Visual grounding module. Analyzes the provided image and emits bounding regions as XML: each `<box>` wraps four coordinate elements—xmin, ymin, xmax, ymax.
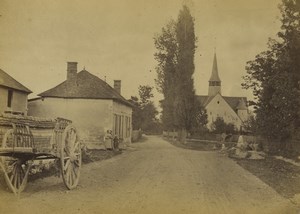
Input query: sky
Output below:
<box><xmin>0</xmin><ymin>0</ymin><xmax>282</xmax><ymax>107</ymax></box>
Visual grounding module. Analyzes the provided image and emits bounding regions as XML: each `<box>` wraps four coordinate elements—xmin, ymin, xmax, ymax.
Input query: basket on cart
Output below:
<box><xmin>0</xmin><ymin>114</ymin><xmax>82</xmax><ymax>194</ymax></box>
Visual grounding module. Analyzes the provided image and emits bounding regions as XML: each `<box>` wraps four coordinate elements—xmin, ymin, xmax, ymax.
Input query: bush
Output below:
<box><xmin>211</xmin><ymin>117</ymin><xmax>237</xmax><ymax>134</ymax></box>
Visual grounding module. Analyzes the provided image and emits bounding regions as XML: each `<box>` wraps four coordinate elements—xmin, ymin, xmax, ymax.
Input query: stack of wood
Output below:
<box><xmin>0</xmin><ymin>114</ymin><xmax>57</xmax><ymax>129</ymax></box>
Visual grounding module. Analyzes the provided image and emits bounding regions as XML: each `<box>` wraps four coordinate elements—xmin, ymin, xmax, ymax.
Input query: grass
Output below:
<box><xmin>235</xmin><ymin>156</ymin><xmax>300</xmax><ymax>198</ymax></box>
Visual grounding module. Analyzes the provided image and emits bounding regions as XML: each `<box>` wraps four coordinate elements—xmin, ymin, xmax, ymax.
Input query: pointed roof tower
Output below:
<box><xmin>208</xmin><ymin>52</ymin><xmax>222</xmax><ymax>96</ymax></box>
<box><xmin>209</xmin><ymin>52</ymin><xmax>221</xmax><ymax>82</ymax></box>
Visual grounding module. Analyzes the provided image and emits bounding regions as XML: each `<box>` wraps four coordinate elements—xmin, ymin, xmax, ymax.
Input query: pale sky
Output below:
<box><xmin>0</xmin><ymin>0</ymin><xmax>281</xmax><ymax>106</ymax></box>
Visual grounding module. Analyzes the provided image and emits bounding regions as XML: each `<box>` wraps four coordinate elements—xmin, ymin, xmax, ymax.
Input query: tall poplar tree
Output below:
<box><xmin>154</xmin><ymin>5</ymin><xmax>206</xmax><ymax>142</ymax></box>
<box><xmin>174</xmin><ymin>5</ymin><xmax>197</xmax><ymax>142</ymax></box>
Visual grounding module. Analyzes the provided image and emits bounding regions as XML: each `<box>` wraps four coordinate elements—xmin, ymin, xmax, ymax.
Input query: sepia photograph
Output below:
<box><xmin>0</xmin><ymin>0</ymin><xmax>300</xmax><ymax>213</ymax></box>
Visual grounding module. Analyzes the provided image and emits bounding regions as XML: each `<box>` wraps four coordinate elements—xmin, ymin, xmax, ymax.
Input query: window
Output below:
<box><xmin>7</xmin><ymin>90</ymin><xmax>13</xmax><ymax>108</ymax></box>
<box><xmin>113</xmin><ymin>114</ymin><xmax>131</xmax><ymax>139</ymax></box>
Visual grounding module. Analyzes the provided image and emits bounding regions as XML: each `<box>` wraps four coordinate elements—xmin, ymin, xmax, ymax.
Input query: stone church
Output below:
<box><xmin>197</xmin><ymin>53</ymin><xmax>249</xmax><ymax>131</ymax></box>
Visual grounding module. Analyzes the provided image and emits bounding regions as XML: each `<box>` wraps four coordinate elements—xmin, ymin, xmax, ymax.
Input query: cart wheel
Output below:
<box><xmin>0</xmin><ymin>129</ymin><xmax>31</xmax><ymax>194</ymax></box>
<box><xmin>61</xmin><ymin>125</ymin><xmax>81</xmax><ymax>190</ymax></box>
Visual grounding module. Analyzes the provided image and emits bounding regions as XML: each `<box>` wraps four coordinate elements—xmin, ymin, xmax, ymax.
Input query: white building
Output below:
<box><xmin>0</xmin><ymin>69</ymin><xmax>32</xmax><ymax>115</ymax></box>
<box><xmin>197</xmin><ymin>53</ymin><xmax>249</xmax><ymax>131</ymax></box>
<box><xmin>28</xmin><ymin>62</ymin><xmax>132</xmax><ymax>149</ymax></box>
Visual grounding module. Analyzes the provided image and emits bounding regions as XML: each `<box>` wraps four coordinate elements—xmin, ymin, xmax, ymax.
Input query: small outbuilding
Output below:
<box><xmin>28</xmin><ymin>62</ymin><xmax>132</xmax><ymax>149</ymax></box>
<box><xmin>0</xmin><ymin>69</ymin><xmax>32</xmax><ymax>115</ymax></box>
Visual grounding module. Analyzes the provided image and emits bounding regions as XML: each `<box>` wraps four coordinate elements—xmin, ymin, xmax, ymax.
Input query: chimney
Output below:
<box><xmin>114</xmin><ymin>80</ymin><xmax>121</xmax><ymax>94</ymax></box>
<box><xmin>67</xmin><ymin>62</ymin><xmax>78</xmax><ymax>81</ymax></box>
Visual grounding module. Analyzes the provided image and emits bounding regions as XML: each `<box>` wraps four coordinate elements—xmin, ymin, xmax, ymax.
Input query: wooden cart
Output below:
<box><xmin>0</xmin><ymin>115</ymin><xmax>82</xmax><ymax>194</ymax></box>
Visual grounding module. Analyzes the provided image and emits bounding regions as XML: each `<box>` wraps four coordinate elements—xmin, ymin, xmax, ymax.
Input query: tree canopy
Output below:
<box><xmin>154</xmin><ymin>5</ymin><xmax>207</xmax><ymax>141</ymax></box>
<box><xmin>128</xmin><ymin>85</ymin><xmax>160</xmax><ymax>134</ymax></box>
<box><xmin>242</xmin><ymin>0</ymin><xmax>300</xmax><ymax>141</ymax></box>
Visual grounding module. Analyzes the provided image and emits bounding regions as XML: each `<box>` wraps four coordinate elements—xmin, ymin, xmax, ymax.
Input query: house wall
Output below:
<box><xmin>0</xmin><ymin>87</ymin><xmax>28</xmax><ymax>115</ymax></box>
<box><xmin>28</xmin><ymin>98</ymin><xmax>114</xmax><ymax>149</ymax></box>
<box><xmin>206</xmin><ymin>94</ymin><xmax>242</xmax><ymax>130</ymax></box>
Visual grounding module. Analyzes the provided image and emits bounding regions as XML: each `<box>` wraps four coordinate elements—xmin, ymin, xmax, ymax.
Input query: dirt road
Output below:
<box><xmin>0</xmin><ymin>136</ymin><xmax>298</xmax><ymax>214</ymax></box>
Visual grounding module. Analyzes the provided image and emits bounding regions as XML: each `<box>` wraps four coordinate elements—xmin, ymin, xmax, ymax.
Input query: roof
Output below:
<box><xmin>209</xmin><ymin>53</ymin><xmax>221</xmax><ymax>82</ymax></box>
<box><xmin>196</xmin><ymin>95</ymin><xmax>248</xmax><ymax>112</ymax></box>
<box><xmin>236</xmin><ymin>98</ymin><xmax>248</xmax><ymax>110</ymax></box>
<box><xmin>38</xmin><ymin>70</ymin><xmax>132</xmax><ymax>107</ymax></box>
<box><xmin>0</xmin><ymin>69</ymin><xmax>32</xmax><ymax>93</ymax></box>
<box><xmin>197</xmin><ymin>95</ymin><xmax>213</xmax><ymax>107</ymax></box>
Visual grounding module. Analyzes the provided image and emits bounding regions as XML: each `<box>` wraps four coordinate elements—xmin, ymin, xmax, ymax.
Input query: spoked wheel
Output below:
<box><xmin>0</xmin><ymin>129</ymin><xmax>31</xmax><ymax>194</ymax></box>
<box><xmin>61</xmin><ymin>125</ymin><xmax>81</xmax><ymax>190</ymax></box>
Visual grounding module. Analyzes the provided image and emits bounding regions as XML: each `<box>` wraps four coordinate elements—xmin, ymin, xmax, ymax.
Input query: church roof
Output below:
<box><xmin>196</xmin><ymin>95</ymin><xmax>248</xmax><ymax>112</ymax></box>
<box><xmin>236</xmin><ymin>98</ymin><xmax>248</xmax><ymax>110</ymax></box>
<box><xmin>38</xmin><ymin>69</ymin><xmax>132</xmax><ymax>107</ymax></box>
<box><xmin>0</xmin><ymin>69</ymin><xmax>32</xmax><ymax>93</ymax></box>
<box><xmin>209</xmin><ymin>53</ymin><xmax>221</xmax><ymax>82</ymax></box>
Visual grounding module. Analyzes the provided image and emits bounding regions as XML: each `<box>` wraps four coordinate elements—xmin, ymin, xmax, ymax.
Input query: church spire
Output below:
<box><xmin>209</xmin><ymin>52</ymin><xmax>221</xmax><ymax>82</ymax></box>
<box><xmin>208</xmin><ymin>52</ymin><xmax>222</xmax><ymax>96</ymax></box>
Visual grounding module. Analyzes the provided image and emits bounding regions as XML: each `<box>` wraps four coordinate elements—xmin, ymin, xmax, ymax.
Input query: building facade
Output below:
<box><xmin>28</xmin><ymin>62</ymin><xmax>132</xmax><ymax>149</ymax></box>
<box><xmin>197</xmin><ymin>53</ymin><xmax>249</xmax><ymax>131</ymax></box>
<box><xmin>0</xmin><ymin>69</ymin><xmax>32</xmax><ymax>115</ymax></box>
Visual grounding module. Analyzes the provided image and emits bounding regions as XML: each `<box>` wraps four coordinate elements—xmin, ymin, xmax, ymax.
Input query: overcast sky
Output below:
<box><xmin>0</xmin><ymin>0</ymin><xmax>281</xmax><ymax>106</ymax></box>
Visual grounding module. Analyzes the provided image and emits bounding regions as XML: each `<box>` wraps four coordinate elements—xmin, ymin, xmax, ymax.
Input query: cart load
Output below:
<box><xmin>0</xmin><ymin>114</ymin><xmax>82</xmax><ymax>194</ymax></box>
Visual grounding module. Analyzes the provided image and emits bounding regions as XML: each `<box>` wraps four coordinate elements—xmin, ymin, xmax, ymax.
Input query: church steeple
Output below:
<box><xmin>208</xmin><ymin>52</ymin><xmax>221</xmax><ymax>96</ymax></box>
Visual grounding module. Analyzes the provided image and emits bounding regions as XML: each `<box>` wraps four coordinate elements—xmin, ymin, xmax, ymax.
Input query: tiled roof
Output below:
<box><xmin>196</xmin><ymin>95</ymin><xmax>247</xmax><ymax>112</ymax></box>
<box><xmin>38</xmin><ymin>70</ymin><xmax>132</xmax><ymax>107</ymax></box>
<box><xmin>0</xmin><ymin>69</ymin><xmax>32</xmax><ymax>93</ymax></box>
<box><xmin>196</xmin><ymin>95</ymin><xmax>212</xmax><ymax>107</ymax></box>
<box><xmin>223</xmin><ymin>96</ymin><xmax>248</xmax><ymax>111</ymax></box>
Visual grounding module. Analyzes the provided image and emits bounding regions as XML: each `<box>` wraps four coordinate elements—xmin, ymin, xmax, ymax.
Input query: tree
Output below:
<box><xmin>154</xmin><ymin>20</ymin><xmax>177</xmax><ymax>131</ymax></box>
<box><xmin>173</xmin><ymin>5</ymin><xmax>197</xmax><ymax>142</ymax></box>
<box><xmin>128</xmin><ymin>85</ymin><xmax>160</xmax><ymax>134</ymax></box>
<box><xmin>154</xmin><ymin>5</ymin><xmax>207</xmax><ymax>143</ymax></box>
<box><xmin>242</xmin><ymin>0</ymin><xmax>300</xmax><ymax>143</ymax></box>
<box><xmin>211</xmin><ymin>117</ymin><xmax>236</xmax><ymax>134</ymax></box>
<box><xmin>190</xmin><ymin>98</ymin><xmax>208</xmax><ymax>135</ymax></box>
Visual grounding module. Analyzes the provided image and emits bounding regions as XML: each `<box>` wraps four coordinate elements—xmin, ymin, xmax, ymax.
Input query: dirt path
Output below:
<box><xmin>0</xmin><ymin>136</ymin><xmax>298</xmax><ymax>214</ymax></box>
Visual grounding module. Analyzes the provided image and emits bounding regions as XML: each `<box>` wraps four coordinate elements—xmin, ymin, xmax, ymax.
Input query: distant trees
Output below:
<box><xmin>129</xmin><ymin>85</ymin><xmax>161</xmax><ymax>134</ymax></box>
<box><xmin>242</xmin><ymin>0</ymin><xmax>300</xmax><ymax>142</ymax></box>
<box><xmin>154</xmin><ymin>5</ymin><xmax>207</xmax><ymax>142</ymax></box>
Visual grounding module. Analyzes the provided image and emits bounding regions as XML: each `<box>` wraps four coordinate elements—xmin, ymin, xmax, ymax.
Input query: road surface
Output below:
<box><xmin>0</xmin><ymin>135</ymin><xmax>298</xmax><ymax>214</ymax></box>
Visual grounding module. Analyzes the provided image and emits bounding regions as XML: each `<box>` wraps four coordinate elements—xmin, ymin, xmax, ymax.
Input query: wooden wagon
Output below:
<box><xmin>0</xmin><ymin>114</ymin><xmax>82</xmax><ymax>194</ymax></box>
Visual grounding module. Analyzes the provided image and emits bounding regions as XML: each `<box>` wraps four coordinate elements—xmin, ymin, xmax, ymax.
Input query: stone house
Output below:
<box><xmin>0</xmin><ymin>69</ymin><xmax>32</xmax><ymax>115</ymax></box>
<box><xmin>28</xmin><ymin>62</ymin><xmax>132</xmax><ymax>149</ymax></box>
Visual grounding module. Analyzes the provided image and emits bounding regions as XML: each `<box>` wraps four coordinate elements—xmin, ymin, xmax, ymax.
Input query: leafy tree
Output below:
<box><xmin>242</xmin><ymin>0</ymin><xmax>300</xmax><ymax>142</ymax></box>
<box><xmin>154</xmin><ymin>5</ymin><xmax>207</xmax><ymax>142</ymax></box>
<box><xmin>154</xmin><ymin>20</ymin><xmax>177</xmax><ymax>131</ymax></box>
<box><xmin>242</xmin><ymin>114</ymin><xmax>258</xmax><ymax>134</ymax></box>
<box><xmin>138</xmin><ymin>85</ymin><xmax>154</xmax><ymax>105</ymax></box>
<box><xmin>128</xmin><ymin>96</ymin><xmax>143</xmax><ymax>130</ymax></box>
<box><xmin>128</xmin><ymin>85</ymin><xmax>160</xmax><ymax>133</ymax></box>
<box><xmin>190</xmin><ymin>98</ymin><xmax>208</xmax><ymax>135</ymax></box>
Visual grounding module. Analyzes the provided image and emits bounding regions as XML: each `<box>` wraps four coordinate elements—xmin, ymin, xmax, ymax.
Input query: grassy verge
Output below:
<box><xmin>235</xmin><ymin>156</ymin><xmax>300</xmax><ymax>198</ymax></box>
